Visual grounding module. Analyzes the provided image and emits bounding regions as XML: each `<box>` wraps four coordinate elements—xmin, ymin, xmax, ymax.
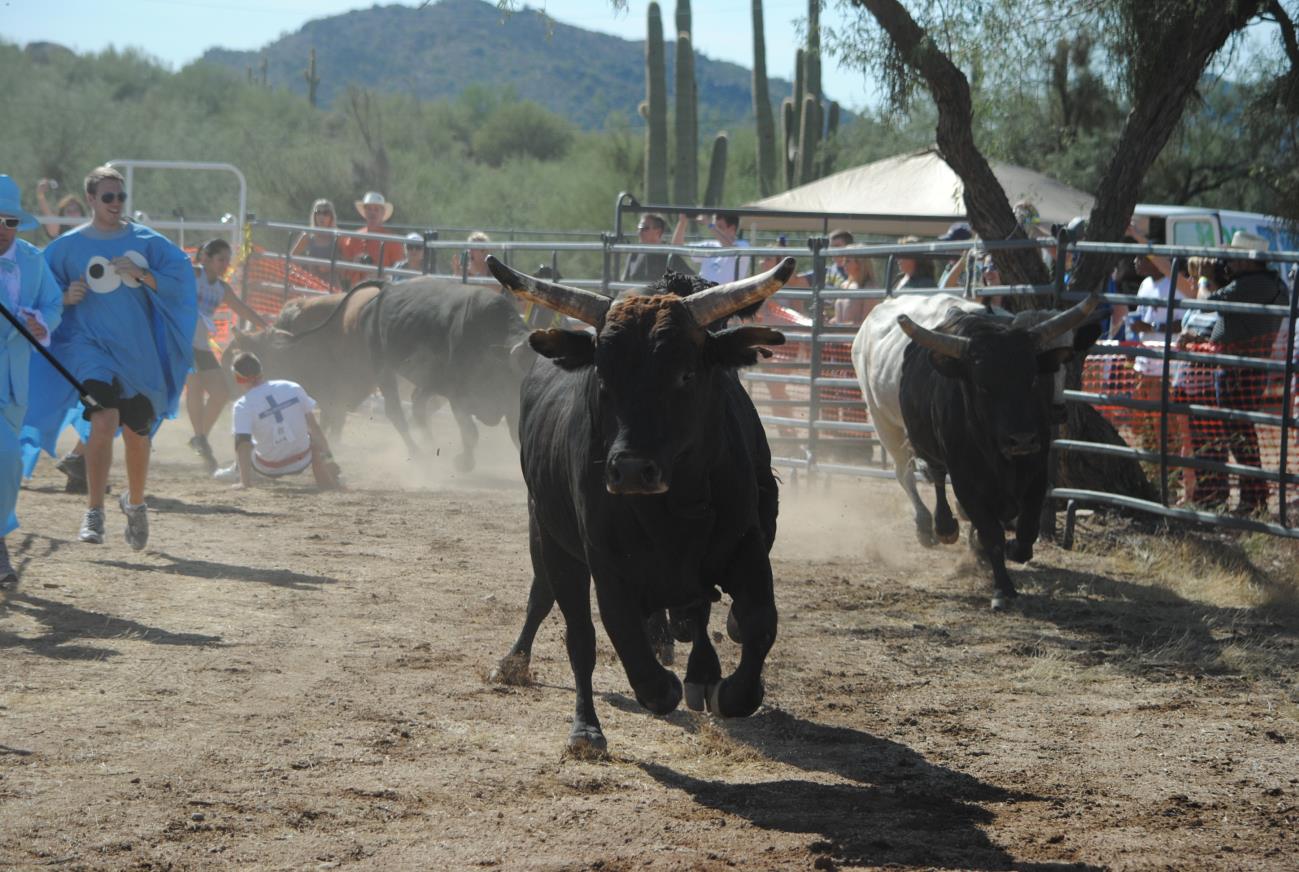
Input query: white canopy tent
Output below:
<box><xmin>741</xmin><ymin>148</ymin><xmax>1096</xmax><ymax>238</ymax></box>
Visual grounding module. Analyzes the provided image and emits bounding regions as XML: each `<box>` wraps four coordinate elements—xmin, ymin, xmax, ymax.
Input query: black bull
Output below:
<box><xmin>487</xmin><ymin>256</ymin><xmax>796</xmax><ymax>753</ymax></box>
<box><xmin>227</xmin><ymin>278</ymin><xmax>533</xmax><ymax>470</ymax></box>
<box><xmin>897</xmin><ymin>296</ymin><xmax>1101</xmax><ymax>610</ymax></box>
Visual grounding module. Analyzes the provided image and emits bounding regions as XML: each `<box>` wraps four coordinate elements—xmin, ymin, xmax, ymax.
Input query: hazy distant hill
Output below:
<box><xmin>201</xmin><ymin>0</ymin><xmax>800</xmax><ymax>130</ymax></box>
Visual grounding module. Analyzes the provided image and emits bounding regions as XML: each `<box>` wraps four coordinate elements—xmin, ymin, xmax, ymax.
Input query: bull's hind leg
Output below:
<box><xmin>490</xmin><ymin>514</ymin><xmax>556</xmax><ymax>686</ymax></box>
<box><xmin>450</xmin><ymin>401</ymin><xmax>479</xmax><ymax>472</ymax></box>
<box><xmin>645</xmin><ymin>609</ymin><xmax>675</xmax><ymax>666</ymax></box>
<box><xmin>711</xmin><ymin>528</ymin><xmax>777</xmax><ymax>718</ymax></box>
<box><xmin>591</xmin><ymin>574</ymin><xmax>683</xmax><ymax>718</ymax></box>
<box><xmin>377</xmin><ymin>370</ymin><xmax>420</xmax><ymax>455</ymax></box>
<box><xmin>1007</xmin><ymin>467</ymin><xmax>1047</xmax><ymax>565</ymax></box>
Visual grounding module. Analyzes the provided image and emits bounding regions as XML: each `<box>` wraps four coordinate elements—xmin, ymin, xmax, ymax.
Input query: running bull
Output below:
<box><xmin>227</xmin><ymin>278</ymin><xmax>533</xmax><ymax>470</ymax></box>
<box><xmin>853</xmin><ymin>293</ymin><xmax>1100</xmax><ymax>609</ymax></box>
<box><xmin>487</xmin><ymin>256</ymin><xmax>793</xmax><ymax>753</ymax></box>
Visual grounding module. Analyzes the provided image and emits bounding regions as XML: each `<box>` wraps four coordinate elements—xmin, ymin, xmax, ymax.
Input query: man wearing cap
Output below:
<box><xmin>394</xmin><ymin>232</ymin><xmax>427</xmax><ymax>274</ymax></box>
<box><xmin>1206</xmin><ymin>231</ymin><xmax>1287</xmax><ymax>514</ymax></box>
<box><xmin>23</xmin><ymin>165</ymin><xmax>196</xmax><ymax>549</ymax></box>
<box><xmin>0</xmin><ymin>176</ymin><xmax>63</xmax><ymax>586</ymax></box>
<box><xmin>339</xmin><ymin>191</ymin><xmax>403</xmax><ymax>284</ymax></box>
<box><xmin>622</xmin><ymin>213</ymin><xmax>693</xmax><ymax>283</ymax></box>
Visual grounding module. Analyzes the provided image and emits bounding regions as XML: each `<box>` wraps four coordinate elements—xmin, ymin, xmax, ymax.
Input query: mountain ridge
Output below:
<box><xmin>200</xmin><ymin>0</ymin><xmax>802</xmax><ymax>130</ymax></box>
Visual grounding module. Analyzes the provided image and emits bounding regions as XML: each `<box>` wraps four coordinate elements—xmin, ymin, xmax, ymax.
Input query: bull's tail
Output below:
<box><xmin>279</xmin><ymin>280</ymin><xmax>386</xmax><ymax>344</ymax></box>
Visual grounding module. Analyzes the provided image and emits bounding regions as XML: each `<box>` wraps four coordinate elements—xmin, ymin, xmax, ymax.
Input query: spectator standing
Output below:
<box><xmin>290</xmin><ymin>198</ymin><xmax>340</xmax><ymax>279</ymax></box>
<box><xmin>0</xmin><ymin>176</ymin><xmax>63</xmax><ymax>585</ymax></box>
<box><xmin>891</xmin><ymin>235</ymin><xmax>935</xmax><ymax>292</ymax></box>
<box><xmin>34</xmin><ymin>179</ymin><xmax>87</xmax><ymax>241</ymax></box>
<box><xmin>1171</xmin><ymin>256</ymin><xmax>1225</xmax><ymax>506</ymax></box>
<box><xmin>339</xmin><ymin>191</ymin><xmax>403</xmax><ymax>282</ymax></box>
<box><xmin>671</xmin><ymin>211</ymin><xmax>752</xmax><ymax>284</ymax></box>
<box><xmin>185</xmin><ymin>238</ymin><xmax>269</xmax><ymax>473</ymax></box>
<box><xmin>452</xmin><ymin>230</ymin><xmax>493</xmax><ymax>279</ymax></box>
<box><xmin>1206</xmin><ymin>231</ymin><xmax>1286</xmax><ymax>515</ymax></box>
<box><xmin>24</xmin><ymin>165</ymin><xmax>197</xmax><ymax>549</ymax></box>
<box><xmin>622</xmin><ymin>213</ymin><xmax>693</xmax><ymax>283</ymax></box>
<box><xmin>394</xmin><ymin>232</ymin><xmax>427</xmax><ymax>274</ymax></box>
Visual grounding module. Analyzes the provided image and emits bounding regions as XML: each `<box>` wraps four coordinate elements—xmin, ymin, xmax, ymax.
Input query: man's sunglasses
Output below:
<box><xmin>0</xmin><ymin>217</ymin><xmax>21</xmax><ymax>229</ymax></box>
<box><xmin>97</xmin><ymin>192</ymin><xmax>128</xmax><ymax>204</ymax></box>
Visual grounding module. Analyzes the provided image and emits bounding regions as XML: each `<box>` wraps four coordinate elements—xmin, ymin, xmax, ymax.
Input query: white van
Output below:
<box><xmin>1132</xmin><ymin>204</ymin><xmax>1298</xmax><ymax>252</ymax></box>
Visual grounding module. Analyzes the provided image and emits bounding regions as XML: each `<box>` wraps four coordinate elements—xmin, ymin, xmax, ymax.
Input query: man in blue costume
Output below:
<box><xmin>0</xmin><ymin>176</ymin><xmax>63</xmax><ymax>586</ymax></box>
<box><xmin>29</xmin><ymin>166</ymin><xmax>196</xmax><ymax>549</ymax></box>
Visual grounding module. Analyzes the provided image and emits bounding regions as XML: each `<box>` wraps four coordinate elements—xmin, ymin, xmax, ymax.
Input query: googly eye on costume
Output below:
<box><xmin>85</xmin><ymin>256</ymin><xmax>120</xmax><ymax>294</ymax></box>
<box><xmin>118</xmin><ymin>251</ymin><xmax>149</xmax><ymax>288</ymax></box>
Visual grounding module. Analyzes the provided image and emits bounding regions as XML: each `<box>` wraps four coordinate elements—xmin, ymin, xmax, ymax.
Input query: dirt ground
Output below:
<box><xmin>2</xmin><ymin>406</ymin><xmax>1298</xmax><ymax>872</ymax></box>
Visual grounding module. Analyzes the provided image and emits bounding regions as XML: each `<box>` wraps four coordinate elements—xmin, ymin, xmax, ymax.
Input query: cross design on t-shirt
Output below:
<box><xmin>258</xmin><ymin>393</ymin><xmax>300</xmax><ymax>423</ymax></box>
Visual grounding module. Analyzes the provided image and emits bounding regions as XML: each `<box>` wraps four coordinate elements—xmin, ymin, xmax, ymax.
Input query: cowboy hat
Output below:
<box><xmin>1228</xmin><ymin>230</ymin><xmax>1270</xmax><ymax>252</ymax></box>
<box><xmin>0</xmin><ymin>175</ymin><xmax>40</xmax><ymax>231</ymax></box>
<box><xmin>354</xmin><ymin>191</ymin><xmax>394</xmax><ymax>222</ymax></box>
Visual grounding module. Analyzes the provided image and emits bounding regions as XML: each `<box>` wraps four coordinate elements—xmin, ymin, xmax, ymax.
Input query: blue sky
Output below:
<box><xmin>1</xmin><ymin>0</ymin><xmax>879</xmax><ymax>110</ymax></box>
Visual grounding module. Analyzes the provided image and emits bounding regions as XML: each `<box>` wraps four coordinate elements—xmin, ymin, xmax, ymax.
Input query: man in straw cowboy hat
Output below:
<box><xmin>1200</xmin><ymin>230</ymin><xmax>1288</xmax><ymax>515</ymax></box>
<box><xmin>0</xmin><ymin>175</ymin><xmax>63</xmax><ymax>587</ymax></box>
<box><xmin>338</xmin><ymin>190</ymin><xmax>403</xmax><ymax>283</ymax></box>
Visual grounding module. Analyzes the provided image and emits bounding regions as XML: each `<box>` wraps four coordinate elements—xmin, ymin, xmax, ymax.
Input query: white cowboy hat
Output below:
<box><xmin>354</xmin><ymin>191</ymin><xmax>394</xmax><ymax>222</ymax></box>
<box><xmin>1228</xmin><ymin>230</ymin><xmax>1270</xmax><ymax>252</ymax></box>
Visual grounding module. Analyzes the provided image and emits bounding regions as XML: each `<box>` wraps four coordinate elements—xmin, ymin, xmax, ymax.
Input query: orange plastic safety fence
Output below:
<box><xmin>210</xmin><ymin>248</ymin><xmax>341</xmax><ymax>345</ymax></box>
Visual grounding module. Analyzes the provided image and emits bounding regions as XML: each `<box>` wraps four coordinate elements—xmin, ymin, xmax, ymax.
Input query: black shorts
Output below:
<box><xmin>82</xmin><ymin>379</ymin><xmax>155</xmax><ymax>437</ymax></box>
<box><xmin>193</xmin><ymin>348</ymin><xmax>221</xmax><ymax>372</ymax></box>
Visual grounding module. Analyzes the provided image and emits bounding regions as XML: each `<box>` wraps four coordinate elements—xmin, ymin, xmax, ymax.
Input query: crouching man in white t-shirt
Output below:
<box><xmin>214</xmin><ymin>351</ymin><xmax>342</xmax><ymax>490</ymax></box>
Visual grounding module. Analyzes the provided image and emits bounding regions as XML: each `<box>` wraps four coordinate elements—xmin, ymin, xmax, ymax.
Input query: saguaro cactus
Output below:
<box><xmin>304</xmin><ymin>48</ymin><xmax>321</xmax><ymax>108</ymax></box>
<box><xmin>780</xmin><ymin>1</ymin><xmax>838</xmax><ymax>189</ymax></box>
<box><xmin>702</xmin><ymin>132</ymin><xmax>728</xmax><ymax>208</ymax></box>
<box><xmin>751</xmin><ymin>0</ymin><xmax>777</xmax><ymax>196</ymax></box>
<box><xmin>642</xmin><ymin>3</ymin><xmax>669</xmax><ymax>204</ymax></box>
<box><xmin>673</xmin><ymin>0</ymin><xmax>698</xmax><ymax>207</ymax></box>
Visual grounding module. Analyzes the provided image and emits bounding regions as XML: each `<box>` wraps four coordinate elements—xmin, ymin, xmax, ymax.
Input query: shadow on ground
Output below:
<box><xmin>93</xmin><ymin>552</ymin><xmax>338</xmax><ymax>591</ymax></box>
<box><xmin>638</xmin><ymin>708</ymin><xmax>1092</xmax><ymax>871</ymax></box>
<box><xmin>0</xmin><ymin>592</ymin><xmax>223</xmax><ymax>660</ymax></box>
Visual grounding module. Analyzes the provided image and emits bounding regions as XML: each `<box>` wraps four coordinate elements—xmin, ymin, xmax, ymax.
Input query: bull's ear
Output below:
<box><xmin>705</xmin><ymin>326</ymin><xmax>786</xmax><ymax>368</ymax></box>
<box><xmin>927</xmin><ymin>350</ymin><xmax>966</xmax><ymax>379</ymax></box>
<box><xmin>1073</xmin><ymin>322</ymin><xmax>1102</xmax><ymax>354</ymax></box>
<box><xmin>530</xmin><ymin>328</ymin><xmax>594</xmax><ymax>370</ymax></box>
<box><xmin>1036</xmin><ymin>346</ymin><xmax>1075</xmax><ymax>373</ymax></box>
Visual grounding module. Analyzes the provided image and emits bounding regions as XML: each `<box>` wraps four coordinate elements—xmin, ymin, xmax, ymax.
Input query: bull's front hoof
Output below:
<box><xmin>990</xmin><ymin>588</ymin><xmax>1019</xmax><ymax>611</ymax></box>
<box><xmin>725</xmin><ymin>607</ymin><xmax>742</xmax><ymax>643</ymax></box>
<box><xmin>936</xmin><ymin>520</ymin><xmax>960</xmax><ymax>545</ymax></box>
<box><xmin>453</xmin><ymin>453</ymin><xmax>475</xmax><ymax>473</ymax></box>
<box><xmin>488</xmin><ymin>652</ymin><xmax>532</xmax><ymax>686</ymax></box>
<box><xmin>684</xmin><ymin>680</ymin><xmax>720</xmax><ymax>712</ymax></box>
<box><xmin>566</xmin><ymin>725</ymin><xmax>609</xmax><ymax>758</ymax></box>
<box><xmin>1006</xmin><ymin>538</ymin><xmax>1033</xmax><ymax>564</ymax></box>
<box><xmin>635</xmin><ymin>671</ymin><xmax>683</xmax><ymax>716</ymax></box>
<box><xmin>712</xmin><ymin>676</ymin><xmax>764</xmax><ymax>718</ymax></box>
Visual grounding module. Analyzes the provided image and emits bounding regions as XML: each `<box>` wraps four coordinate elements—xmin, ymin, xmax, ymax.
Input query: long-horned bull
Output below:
<box><xmin>856</xmin><ymin>291</ymin><xmax>1100</xmax><ymax>610</ymax></box>
<box><xmin>485</xmin><ymin>255</ymin><xmax>792</xmax><ymax>752</ymax></box>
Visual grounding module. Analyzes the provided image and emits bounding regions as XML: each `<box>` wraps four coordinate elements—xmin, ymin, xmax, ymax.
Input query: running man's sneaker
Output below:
<box><xmin>119</xmin><ymin>494</ymin><xmax>149</xmax><ymax>551</ymax></box>
<box><xmin>213</xmin><ymin>463</ymin><xmax>240</xmax><ymax>483</ymax></box>
<box><xmin>189</xmin><ymin>435</ymin><xmax>219</xmax><ymax>474</ymax></box>
<box><xmin>79</xmin><ymin>508</ymin><xmax>106</xmax><ymax>544</ymax></box>
<box><xmin>56</xmin><ymin>451</ymin><xmax>88</xmax><ymax>494</ymax></box>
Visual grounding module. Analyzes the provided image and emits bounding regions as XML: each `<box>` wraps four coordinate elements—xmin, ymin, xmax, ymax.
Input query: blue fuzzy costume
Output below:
<box><xmin>21</xmin><ymin>222</ymin><xmax>196</xmax><ymax>474</ymax></box>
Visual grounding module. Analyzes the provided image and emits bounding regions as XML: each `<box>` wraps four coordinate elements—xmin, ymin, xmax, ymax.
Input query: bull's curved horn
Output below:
<box><xmin>897</xmin><ymin>314</ymin><xmax>970</xmax><ymax>360</ymax></box>
<box><xmin>486</xmin><ymin>255</ymin><xmax>611</xmax><ymax>327</ymax></box>
<box><xmin>682</xmin><ymin>257</ymin><xmax>797</xmax><ymax>326</ymax></box>
<box><xmin>1028</xmin><ymin>293</ymin><xmax>1101</xmax><ymax>345</ymax></box>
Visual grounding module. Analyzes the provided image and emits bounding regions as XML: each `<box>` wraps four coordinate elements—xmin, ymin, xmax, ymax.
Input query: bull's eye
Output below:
<box><xmin>676</xmin><ymin>370</ymin><xmax>695</xmax><ymax>388</ymax></box>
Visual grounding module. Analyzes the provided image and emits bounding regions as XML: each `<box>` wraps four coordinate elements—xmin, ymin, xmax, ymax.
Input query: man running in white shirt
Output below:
<box><xmin>215</xmin><ymin>352</ymin><xmax>341</xmax><ymax>490</ymax></box>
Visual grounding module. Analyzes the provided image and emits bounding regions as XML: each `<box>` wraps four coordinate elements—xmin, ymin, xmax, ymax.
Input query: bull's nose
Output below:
<box><xmin>606</xmin><ymin>454</ymin><xmax>667</xmax><ymax>494</ymax></box>
<box><xmin>1003</xmin><ymin>432</ymin><xmax>1040</xmax><ymax>456</ymax></box>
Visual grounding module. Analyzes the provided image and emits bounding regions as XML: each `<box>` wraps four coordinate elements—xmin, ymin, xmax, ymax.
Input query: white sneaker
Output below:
<box><xmin>213</xmin><ymin>463</ymin><xmax>240</xmax><ymax>483</ymax></box>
